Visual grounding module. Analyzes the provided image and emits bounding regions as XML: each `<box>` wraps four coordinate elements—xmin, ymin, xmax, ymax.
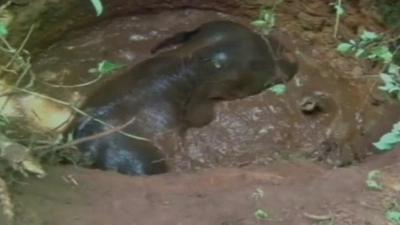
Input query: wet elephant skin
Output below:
<box><xmin>73</xmin><ymin>20</ymin><xmax>298</xmax><ymax>176</ymax></box>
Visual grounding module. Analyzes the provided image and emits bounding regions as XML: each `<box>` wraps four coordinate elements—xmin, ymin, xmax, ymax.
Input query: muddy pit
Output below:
<box><xmin>30</xmin><ymin>8</ymin><xmax>400</xmax><ymax>171</ymax></box>
<box><xmin>0</xmin><ymin>1</ymin><xmax>400</xmax><ymax>225</ymax></box>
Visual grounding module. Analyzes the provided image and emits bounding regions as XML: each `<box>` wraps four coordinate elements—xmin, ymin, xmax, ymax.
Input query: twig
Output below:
<box><xmin>303</xmin><ymin>212</ymin><xmax>333</xmax><ymax>221</ymax></box>
<box><xmin>0</xmin><ymin>1</ymin><xmax>12</xmax><ymax>12</ymax></box>
<box><xmin>0</xmin><ymin>24</ymin><xmax>36</xmax><ymax>116</ymax></box>
<box><xmin>12</xmin><ymin>86</ymin><xmax>149</xmax><ymax>142</ymax></box>
<box><xmin>1</xmin><ymin>24</ymin><xmax>35</xmax><ymax>74</ymax></box>
<box><xmin>333</xmin><ymin>0</ymin><xmax>342</xmax><ymax>39</ymax></box>
<box><xmin>40</xmin><ymin>74</ymin><xmax>103</xmax><ymax>88</ymax></box>
<box><xmin>44</xmin><ymin>116</ymin><xmax>137</xmax><ymax>151</ymax></box>
<box><xmin>0</xmin><ymin>177</ymin><xmax>13</xmax><ymax>225</ymax></box>
<box><xmin>15</xmin><ymin>56</ymin><xmax>31</xmax><ymax>86</ymax></box>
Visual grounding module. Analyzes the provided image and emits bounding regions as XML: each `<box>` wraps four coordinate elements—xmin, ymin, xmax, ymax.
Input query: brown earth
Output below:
<box><xmin>0</xmin><ymin>0</ymin><xmax>399</xmax><ymax>225</ymax></box>
<box><xmin>11</xmin><ymin>150</ymin><xmax>400</xmax><ymax>225</ymax></box>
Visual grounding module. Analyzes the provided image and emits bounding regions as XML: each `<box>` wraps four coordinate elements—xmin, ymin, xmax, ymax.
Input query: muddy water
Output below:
<box><xmin>32</xmin><ymin>9</ymin><xmax>400</xmax><ymax>172</ymax></box>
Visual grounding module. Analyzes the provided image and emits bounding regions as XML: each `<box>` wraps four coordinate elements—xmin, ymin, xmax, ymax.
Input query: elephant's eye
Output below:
<box><xmin>211</xmin><ymin>52</ymin><xmax>228</xmax><ymax>69</ymax></box>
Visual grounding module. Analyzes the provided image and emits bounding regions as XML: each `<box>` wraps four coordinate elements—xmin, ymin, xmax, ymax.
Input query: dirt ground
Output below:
<box><xmin>0</xmin><ymin>0</ymin><xmax>399</xmax><ymax>225</ymax></box>
<box><xmin>11</xmin><ymin>150</ymin><xmax>400</xmax><ymax>225</ymax></box>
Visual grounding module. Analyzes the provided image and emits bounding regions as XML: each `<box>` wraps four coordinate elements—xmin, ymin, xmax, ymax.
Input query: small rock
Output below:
<box><xmin>299</xmin><ymin>96</ymin><xmax>321</xmax><ymax>114</ymax></box>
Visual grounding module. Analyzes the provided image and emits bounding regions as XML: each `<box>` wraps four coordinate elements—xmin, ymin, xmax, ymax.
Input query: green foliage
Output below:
<box><xmin>89</xmin><ymin>60</ymin><xmax>124</xmax><ymax>76</ymax></box>
<box><xmin>0</xmin><ymin>115</ymin><xmax>9</xmax><ymax>128</ymax></box>
<box><xmin>337</xmin><ymin>42</ymin><xmax>354</xmax><ymax>55</ymax></box>
<box><xmin>373</xmin><ymin>121</ymin><xmax>400</xmax><ymax>151</ymax></box>
<box><xmin>267</xmin><ymin>84</ymin><xmax>287</xmax><ymax>95</ymax></box>
<box><xmin>365</xmin><ymin>170</ymin><xmax>383</xmax><ymax>191</ymax></box>
<box><xmin>254</xmin><ymin>209</ymin><xmax>269</xmax><ymax>221</ymax></box>
<box><xmin>378</xmin><ymin>63</ymin><xmax>400</xmax><ymax>100</ymax></box>
<box><xmin>331</xmin><ymin>0</ymin><xmax>345</xmax><ymax>38</ymax></box>
<box><xmin>361</xmin><ymin>31</ymin><xmax>381</xmax><ymax>43</ymax></box>
<box><xmin>368</xmin><ymin>46</ymin><xmax>393</xmax><ymax>64</ymax></box>
<box><xmin>0</xmin><ymin>22</ymin><xmax>8</xmax><ymax>38</ymax></box>
<box><xmin>333</xmin><ymin>1</ymin><xmax>345</xmax><ymax>17</ymax></box>
<box><xmin>374</xmin><ymin>61</ymin><xmax>400</xmax><ymax>152</ymax></box>
<box><xmin>337</xmin><ymin>31</ymin><xmax>393</xmax><ymax>64</ymax></box>
<box><xmin>90</xmin><ymin>0</ymin><xmax>104</xmax><ymax>16</ymax></box>
<box><xmin>251</xmin><ymin>0</ymin><xmax>283</xmax><ymax>34</ymax></box>
<box><xmin>97</xmin><ymin>60</ymin><xmax>124</xmax><ymax>75</ymax></box>
<box><xmin>386</xmin><ymin>211</ymin><xmax>400</xmax><ymax>225</ymax></box>
<box><xmin>251</xmin><ymin>10</ymin><xmax>275</xmax><ymax>34</ymax></box>
<box><xmin>338</xmin><ymin>31</ymin><xmax>400</xmax><ymax>152</ymax></box>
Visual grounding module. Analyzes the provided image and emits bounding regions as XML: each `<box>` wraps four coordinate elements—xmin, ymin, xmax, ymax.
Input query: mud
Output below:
<box><xmin>11</xmin><ymin>150</ymin><xmax>400</xmax><ymax>225</ymax></box>
<box><xmin>31</xmin><ymin>9</ymin><xmax>400</xmax><ymax>171</ymax></box>
<box><xmin>2</xmin><ymin>1</ymin><xmax>400</xmax><ymax>225</ymax></box>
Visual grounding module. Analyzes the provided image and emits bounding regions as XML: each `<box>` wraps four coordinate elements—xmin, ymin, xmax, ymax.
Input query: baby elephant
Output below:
<box><xmin>73</xmin><ymin>20</ymin><xmax>298</xmax><ymax>176</ymax></box>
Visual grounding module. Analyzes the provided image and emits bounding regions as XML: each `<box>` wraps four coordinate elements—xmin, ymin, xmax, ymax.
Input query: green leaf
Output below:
<box><xmin>366</xmin><ymin>170</ymin><xmax>383</xmax><ymax>191</ymax></box>
<box><xmin>386</xmin><ymin>211</ymin><xmax>400</xmax><ymax>225</ymax></box>
<box><xmin>0</xmin><ymin>22</ymin><xmax>8</xmax><ymax>38</ymax></box>
<box><xmin>378</xmin><ymin>73</ymin><xmax>400</xmax><ymax>93</ymax></box>
<box><xmin>367</xmin><ymin>170</ymin><xmax>382</xmax><ymax>180</ymax></box>
<box><xmin>334</xmin><ymin>4</ymin><xmax>345</xmax><ymax>16</ymax></box>
<box><xmin>373</xmin><ymin>121</ymin><xmax>400</xmax><ymax>151</ymax></box>
<box><xmin>0</xmin><ymin>115</ymin><xmax>9</xmax><ymax>127</ymax></box>
<box><xmin>260</xmin><ymin>9</ymin><xmax>270</xmax><ymax>19</ymax></box>
<box><xmin>355</xmin><ymin>48</ymin><xmax>366</xmax><ymax>58</ymax></box>
<box><xmin>360</xmin><ymin>31</ymin><xmax>380</xmax><ymax>42</ymax></box>
<box><xmin>268</xmin><ymin>84</ymin><xmax>287</xmax><ymax>95</ymax></box>
<box><xmin>337</xmin><ymin>43</ymin><xmax>355</xmax><ymax>55</ymax></box>
<box><xmin>373</xmin><ymin>132</ymin><xmax>400</xmax><ymax>150</ymax></box>
<box><xmin>369</xmin><ymin>46</ymin><xmax>393</xmax><ymax>64</ymax></box>
<box><xmin>97</xmin><ymin>60</ymin><xmax>124</xmax><ymax>75</ymax></box>
<box><xmin>263</xmin><ymin>10</ymin><xmax>273</xmax><ymax>22</ymax></box>
<box><xmin>251</xmin><ymin>20</ymin><xmax>268</xmax><ymax>28</ymax></box>
<box><xmin>388</xmin><ymin>63</ymin><xmax>400</xmax><ymax>75</ymax></box>
<box><xmin>90</xmin><ymin>0</ymin><xmax>104</xmax><ymax>16</ymax></box>
<box><xmin>267</xmin><ymin>16</ymin><xmax>276</xmax><ymax>28</ymax></box>
<box><xmin>366</xmin><ymin>179</ymin><xmax>383</xmax><ymax>190</ymax></box>
<box><xmin>254</xmin><ymin>209</ymin><xmax>269</xmax><ymax>221</ymax></box>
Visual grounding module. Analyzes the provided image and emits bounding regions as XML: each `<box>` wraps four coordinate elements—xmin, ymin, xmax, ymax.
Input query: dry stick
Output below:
<box><xmin>15</xmin><ymin>57</ymin><xmax>31</xmax><ymax>86</ymax></box>
<box><xmin>303</xmin><ymin>212</ymin><xmax>333</xmax><ymax>221</ymax></box>
<box><xmin>12</xmin><ymin>87</ymin><xmax>150</xmax><ymax>142</ymax></box>
<box><xmin>41</xmin><ymin>73</ymin><xmax>103</xmax><ymax>88</ymax></box>
<box><xmin>0</xmin><ymin>177</ymin><xmax>13</xmax><ymax>225</ymax></box>
<box><xmin>0</xmin><ymin>37</ymin><xmax>13</xmax><ymax>51</ymax></box>
<box><xmin>0</xmin><ymin>25</ymin><xmax>35</xmax><ymax>115</ymax></box>
<box><xmin>0</xmin><ymin>24</ymin><xmax>36</xmax><ymax>74</ymax></box>
<box><xmin>0</xmin><ymin>1</ymin><xmax>12</xmax><ymax>11</ymax></box>
<box><xmin>47</xmin><ymin>116</ymin><xmax>137</xmax><ymax>151</ymax></box>
<box><xmin>0</xmin><ymin>67</ymin><xmax>18</xmax><ymax>75</ymax></box>
<box><xmin>0</xmin><ymin>24</ymin><xmax>146</xmax><ymax>143</ymax></box>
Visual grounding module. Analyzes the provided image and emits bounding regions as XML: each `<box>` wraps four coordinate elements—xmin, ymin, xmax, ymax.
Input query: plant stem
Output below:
<box><xmin>333</xmin><ymin>0</ymin><xmax>342</xmax><ymax>38</ymax></box>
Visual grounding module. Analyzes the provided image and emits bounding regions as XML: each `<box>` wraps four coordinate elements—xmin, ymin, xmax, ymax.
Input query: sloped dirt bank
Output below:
<box><xmin>12</xmin><ymin>150</ymin><xmax>400</xmax><ymax>225</ymax></box>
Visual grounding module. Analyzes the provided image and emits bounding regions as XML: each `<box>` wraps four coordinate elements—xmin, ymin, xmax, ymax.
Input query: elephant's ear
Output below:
<box><xmin>150</xmin><ymin>28</ymin><xmax>200</xmax><ymax>54</ymax></box>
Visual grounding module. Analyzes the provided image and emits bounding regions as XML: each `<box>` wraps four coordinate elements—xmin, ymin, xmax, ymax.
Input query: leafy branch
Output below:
<box><xmin>251</xmin><ymin>0</ymin><xmax>283</xmax><ymax>35</ymax></box>
<box><xmin>338</xmin><ymin>30</ymin><xmax>400</xmax><ymax>151</ymax></box>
